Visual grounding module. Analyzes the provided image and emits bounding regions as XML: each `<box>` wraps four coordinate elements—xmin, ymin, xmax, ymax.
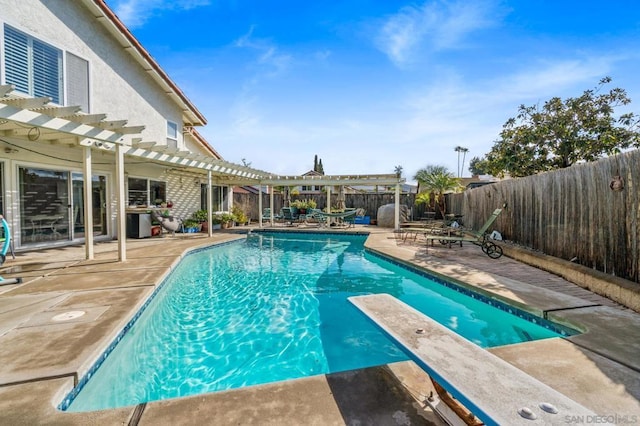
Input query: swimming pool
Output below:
<box><xmin>63</xmin><ymin>232</ymin><xmax>575</xmax><ymax>412</ymax></box>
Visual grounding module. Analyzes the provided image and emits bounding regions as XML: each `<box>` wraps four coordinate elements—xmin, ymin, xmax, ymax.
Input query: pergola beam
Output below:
<box><xmin>35</xmin><ymin>105</ymin><xmax>82</xmax><ymax>117</ymax></box>
<box><xmin>0</xmin><ymin>102</ymin><xmax>127</xmax><ymax>144</ymax></box>
<box><xmin>62</xmin><ymin>113</ymin><xmax>108</xmax><ymax>124</ymax></box>
<box><xmin>262</xmin><ymin>175</ymin><xmax>403</xmax><ymax>186</ymax></box>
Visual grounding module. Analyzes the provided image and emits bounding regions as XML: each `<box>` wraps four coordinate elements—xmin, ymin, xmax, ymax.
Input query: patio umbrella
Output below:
<box><xmin>336</xmin><ymin>185</ymin><xmax>346</xmax><ymax>211</ymax></box>
<box><xmin>284</xmin><ymin>187</ymin><xmax>291</xmax><ymax>207</ymax></box>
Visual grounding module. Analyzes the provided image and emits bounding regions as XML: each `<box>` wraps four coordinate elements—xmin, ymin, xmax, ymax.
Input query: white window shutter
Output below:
<box><xmin>32</xmin><ymin>38</ymin><xmax>62</xmax><ymax>103</ymax></box>
<box><xmin>3</xmin><ymin>25</ymin><xmax>30</xmax><ymax>94</ymax></box>
<box><xmin>66</xmin><ymin>52</ymin><xmax>90</xmax><ymax>112</ymax></box>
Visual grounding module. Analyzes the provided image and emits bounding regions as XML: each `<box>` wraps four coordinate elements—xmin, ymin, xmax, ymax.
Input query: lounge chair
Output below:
<box><xmin>423</xmin><ymin>208</ymin><xmax>504</xmax><ymax>258</ymax></box>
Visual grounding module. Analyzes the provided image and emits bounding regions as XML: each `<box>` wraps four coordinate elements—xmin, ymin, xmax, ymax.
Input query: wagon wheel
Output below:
<box><xmin>484</xmin><ymin>242</ymin><xmax>503</xmax><ymax>259</ymax></box>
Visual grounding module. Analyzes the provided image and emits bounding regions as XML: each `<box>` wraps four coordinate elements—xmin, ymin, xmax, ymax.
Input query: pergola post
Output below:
<box><xmin>269</xmin><ymin>187</ymin><xmax>274</xmax><ymax>226</ymax></box>
<box><xmin>82</xmin><ymin>146</ymin><xmax>94</xmax><ymax>260</ymax></box>
<box><xmin>395</xmin><ymin>183</ymin><xmax>401</xmax><ymax>230</ymax></box>
<box><xmin>115</xmin><ymin>143</ymin><xmax>126</xmax><ymax>261</ymax></box>
<box><xmin>258</xmin><ymin>184</ymin><xmax>263</xmax><ymax>227</ymax></box>
<box><xmin>207</xmin><ymin>170</ymin><xmax>213</xmax><ymax>237</ymax></box>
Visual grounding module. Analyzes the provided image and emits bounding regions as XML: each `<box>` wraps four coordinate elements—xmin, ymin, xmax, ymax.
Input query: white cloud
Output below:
<box><xmin>497</xmin><ymin>58</ymin><xmax>614</xmax><ymax>101</ymax></box>
<box><xmin>234</xmin><ymin>26</ymin><xmax>293</xmax><ymax>78</ymax></box>
<box><xmin>110</xmin><ymin>0</ymin><xmax>211</xmax><ymax>29</ymax></box>
<box><xmin>211</xmin><ymin>56</ymin><xmax>619</xmax><ymax>179</ymax></box>
<box><xmin>375</xmin><ymin>0</ymin><xmax>502</xmax><ymax>67</ymax></box>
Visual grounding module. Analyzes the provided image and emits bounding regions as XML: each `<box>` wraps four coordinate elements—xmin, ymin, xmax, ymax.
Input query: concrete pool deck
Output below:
<box><xmin>0</xmin><ymin>227</ymin><xmax>639</xmax><ymax>424</ymax></box>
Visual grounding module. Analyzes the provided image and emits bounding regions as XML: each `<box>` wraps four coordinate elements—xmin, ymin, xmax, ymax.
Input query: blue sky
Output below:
<box><xmin>105</xmin><ymin>0</ymin><xmax>640</xmax><ymax>181</ymax></box>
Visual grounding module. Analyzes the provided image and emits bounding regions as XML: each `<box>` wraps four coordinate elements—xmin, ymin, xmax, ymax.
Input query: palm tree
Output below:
<box><xmin>454</xmin><ymin>146</ymin><xmax>469</xmax><ymax>178</ymax></box>
<box><xmin>413</xmin><ymin>165</ymin><xmax>461</xmax><ymax>218</ymax></box>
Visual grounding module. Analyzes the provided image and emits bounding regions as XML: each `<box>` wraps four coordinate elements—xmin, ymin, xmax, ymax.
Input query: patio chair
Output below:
<box><xmin>261</xmin><ymin>208</ymin><xmax>282</xmax><ymax>225</ymax></box>
<box><xmin>423</xmin><ymin>208</ymin><xmax>504</xmax><ymax>259</ymax></box>
<box><xmin>280</xmin><ymin>207</ymin><xmax>298</xmax><ymax>226</ymax></box>
<box><xmin>151</xmin><ymin>210</ymin><xmax>183</xmax><ymax>236</ymax></box>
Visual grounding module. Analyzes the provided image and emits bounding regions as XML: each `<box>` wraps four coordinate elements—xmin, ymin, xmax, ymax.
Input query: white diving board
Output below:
<box><xmin>348</xmin><ymin>293</ymin><xmax>600</xmax><ymax>426</ymax></box>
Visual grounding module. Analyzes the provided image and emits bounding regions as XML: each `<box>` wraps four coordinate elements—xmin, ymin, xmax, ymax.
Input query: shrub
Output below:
<box><xmin>231</xmin><ymin>206</ymin><xmax>248</xmax><ymax>224</ymax></box>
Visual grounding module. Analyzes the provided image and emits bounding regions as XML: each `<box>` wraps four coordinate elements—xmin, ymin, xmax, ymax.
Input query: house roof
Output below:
<box><xmin>82</xmin><ymin>0</ymin><xmax>207</xmax><ymax>127</ymax></box>
<box><xmin>185</xmin><ymin>126</ymin><xmax>223</xmax><ymax>160</ymax></box>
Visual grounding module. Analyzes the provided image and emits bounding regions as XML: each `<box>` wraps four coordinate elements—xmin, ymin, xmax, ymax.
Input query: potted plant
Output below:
<box><xmin>306</xmin><ymin>198</ymin><xmax>317</xmax><ymax>210</ymax></box>
<box><xmin>182</xmin><ymin>218</ymin><xmax>200</xmax><ymax>233</ymax></box>
<box><xmin>192</xmin><ymin>209</ymin><xmax>208</xmax><ymax>222</ymax></box>
<box><xmin>231</xmin><ymin>206</ymin><xmax>248</xmax><ymax>226</ymax></box>
<box><xmin>291</xmin><ymin>199</ymin><xmax>304</xmax><ymax>215</ymax></box>
<box><xmin>292</xmin><ymin>198</ymin><xmax>316</xmax><ymax>215</ymax></box>
<box><xmin>221</xmin><ymin>213</ymin><xmax>235</xmax><ymax>229</ymax></box>
<box><xmin>191</xmin><ymin>209</ymin><xmax>209</xmax><ymax>232</ymax></box>
<box><xmin>211</xmin><ymin>214</ymin><xmax>223</xmax><ymax>230</ymax></box>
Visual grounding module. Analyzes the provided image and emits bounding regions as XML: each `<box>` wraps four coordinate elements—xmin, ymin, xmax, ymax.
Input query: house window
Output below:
<box><xmin>3</xmin><ymin>25</ymin><xmax>62</xmax><ymax>104</ymax></box>
<box><xmin>302</xmin><ymin>185</ymin><xmax>321</xmax><ymax>191</ymax></box>
<box><xmin>167</xmin><ymin>121</ymin><xmax>178</xmax><ymax>149</ymax></box>
<box><xmin>201</xmin><ymin>184</ymin><xmax>226</xmax><ymax>211</ymax></box>
<box><xmin>127</xmin><ymin>178</ymin><xmax>166</xmax><ymax>206</ymax></box>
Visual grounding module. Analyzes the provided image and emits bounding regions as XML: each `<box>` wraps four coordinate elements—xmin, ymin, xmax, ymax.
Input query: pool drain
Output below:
<box><xmin>52</xmin><ymin>311</ymin><xmax>86</xmax><ymax>322</ymax></box>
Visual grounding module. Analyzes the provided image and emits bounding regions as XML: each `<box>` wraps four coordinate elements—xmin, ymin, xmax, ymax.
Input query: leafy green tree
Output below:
<box><xmin>413</xmin><ymin>165</ymin><xmax>461</xmax><ymax>218</ymax></box>
<box><xmin>468</xmin><ymin>156</ymin><xmax>491</xmax><ymax>176</ymax></box>
<box><xmin>483</xmin><ymin>77</ymin><xmax>640</xmax><ymax>177</ymax></box>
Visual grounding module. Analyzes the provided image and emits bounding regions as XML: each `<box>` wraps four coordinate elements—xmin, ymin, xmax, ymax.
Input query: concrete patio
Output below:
<box><xmin>0</xmin><ymin>226</ymin><xmax>639</xmax><ymax>425</ymax></box>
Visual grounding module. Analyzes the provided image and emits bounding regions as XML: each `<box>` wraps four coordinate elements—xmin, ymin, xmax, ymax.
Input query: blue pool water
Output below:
<box><xmin>65</xmin><ymin>232</ymin><xmax>574</xmax><ymax>412</ymax></box>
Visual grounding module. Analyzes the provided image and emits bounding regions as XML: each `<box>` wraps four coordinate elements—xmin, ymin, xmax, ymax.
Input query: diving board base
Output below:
<box><xmin>348</xmin><ymin>293</ymin><xmax>599</xmax><ymax>426</ymax></box>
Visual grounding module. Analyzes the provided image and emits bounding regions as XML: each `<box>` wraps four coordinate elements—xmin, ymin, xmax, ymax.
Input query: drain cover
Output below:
<box><xmin>52</xmin><ymin>311</ymin><xmax>86</xmax><ymax>322</ymax></box>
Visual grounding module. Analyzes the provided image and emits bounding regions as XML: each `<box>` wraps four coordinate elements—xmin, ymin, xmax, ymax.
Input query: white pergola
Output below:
<box><xmin>255</xmin><ymin>174</ymin><xmax>404</xmax><ymax>229</ymax></box>
<box><xmin>1</xmin><ymin>85</ymin><xmax>404</xmax><ymax>262</ymax></box>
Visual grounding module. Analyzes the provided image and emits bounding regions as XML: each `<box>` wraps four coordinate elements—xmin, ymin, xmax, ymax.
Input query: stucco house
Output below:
<box><xmin>0</xmin><ymin>0</ymin><xmax>266</xmax><ymax>257</ymax></box>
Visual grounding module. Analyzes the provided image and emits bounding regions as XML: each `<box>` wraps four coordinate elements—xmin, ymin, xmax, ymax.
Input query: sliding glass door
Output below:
<box><xmin>19</xmin><ymin>168</ymin><xmax>70</xmax><ymax>244</ymax></box>
<box><xmin>19</xmin><ymin>167</ymin><xmax>108</xmax><ymax>245</ymax></box>
<box><xmin>71</xmin><ymin>173</ymin><xmax>108</xmax><ymax>239</ymax></box>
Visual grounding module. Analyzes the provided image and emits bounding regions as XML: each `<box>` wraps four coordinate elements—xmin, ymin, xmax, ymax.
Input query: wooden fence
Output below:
<box><xmin>448</xmin><ymin>149</ymin><xmax>640</xmax><ymax>284</ymax></box>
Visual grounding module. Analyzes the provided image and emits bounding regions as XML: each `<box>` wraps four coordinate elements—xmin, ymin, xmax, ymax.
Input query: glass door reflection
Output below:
<box><xmin>19</xmin><ymin>167</ymin><xmax>70</xmax><ymax>244</ymax></box>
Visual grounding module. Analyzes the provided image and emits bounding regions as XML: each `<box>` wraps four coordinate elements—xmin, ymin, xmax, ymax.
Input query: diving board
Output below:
<box><xmin>348</xmin><ymin>294</ymin><xmax>599</xmax><ymax>426</ymax></box>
